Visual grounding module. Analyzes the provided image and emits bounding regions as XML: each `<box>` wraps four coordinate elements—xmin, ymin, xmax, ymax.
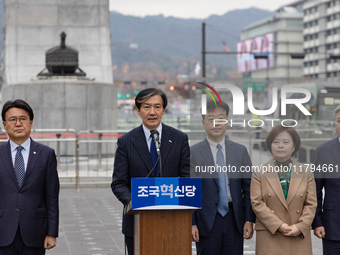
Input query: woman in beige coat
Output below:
<box><xmin>251</xmin><ymin>125</ymin><xmax>317</xmax><ymax>255</ymax></box>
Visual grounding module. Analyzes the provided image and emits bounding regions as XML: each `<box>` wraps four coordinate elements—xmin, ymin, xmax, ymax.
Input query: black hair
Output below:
<box><xmin>1</xmin><ymin>99</ymin><xmax>34</xmax><ymax>121</ymax></box>
<box><xmin>265</xmin><ymin>125</ymin><xmax>301</xmax><ymax>157</ymax></box>
<box><xmin>135</xmin><ymin>88</ymin><xmax>168</xmax><ymax>110</ymax></box>
<box><xmin>202</xmin><ymin>100</ymin><xmax>229</xmax><ymax>119</ymax></box>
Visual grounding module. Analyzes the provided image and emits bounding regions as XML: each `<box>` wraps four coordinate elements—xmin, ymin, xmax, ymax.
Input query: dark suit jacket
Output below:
<box><xmin>111</xmin><ymin>124</ymin><xmax>190</xmax><ymax>236</ymax></box>
<box><xmin>191</xmin><ymin>138</ymin><xmax>255</xmax><ymax>236</ymax></box>
<box><xmin>312</xmin><ymin>137</ymin><xmax>340</xmax><ymax>240</ymax></box>
<box><xmin>0</xmin><ymin>138</ymin><xmax>59</xmax><ymax>247</ymax></box>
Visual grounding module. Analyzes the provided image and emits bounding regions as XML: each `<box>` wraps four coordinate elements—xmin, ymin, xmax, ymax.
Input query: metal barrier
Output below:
<box><xmin>0</xmin><ymin>129</ymin><xmax>79</xmax><ymax>188</ymax></box>
<box><xmin>0</xmin><ymin>127</ymin><xmax>337</xmax><ymax>189</ymax></box>
<box><xmin>76</xmin><ymin>130</ymin><xmax>127</xmax><ymax>175</ymax></box>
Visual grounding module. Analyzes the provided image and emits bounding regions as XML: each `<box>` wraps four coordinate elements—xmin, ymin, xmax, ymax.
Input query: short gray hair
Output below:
<box><xmin>334</xmin><ymin>105</ymin><xmax>340</xmax><ymax>119</ymax></box>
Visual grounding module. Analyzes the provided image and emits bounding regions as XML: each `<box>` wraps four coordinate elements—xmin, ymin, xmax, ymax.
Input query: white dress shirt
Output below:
<box><xmin>10</xmin><ymin>138</ymin><xmax>31</xmax><ymax>172</ymax></box>
<box><xmin>142</xmin><ymin>123</ymin><xmax>163</xmax><ymax>151</ymax></box>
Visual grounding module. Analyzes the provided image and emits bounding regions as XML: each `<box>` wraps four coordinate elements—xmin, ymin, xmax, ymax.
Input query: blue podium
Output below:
<box><xmin>126</xmin><ymin>177</ymin><xmax>202</xmax><ymax>255</ymax></box>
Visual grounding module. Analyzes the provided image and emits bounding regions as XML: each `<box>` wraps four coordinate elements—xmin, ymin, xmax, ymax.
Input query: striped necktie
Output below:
<box><xmin>14</xmin><ymin>146</ymin><xmax>25</xmax><ymax>188</ymax></box>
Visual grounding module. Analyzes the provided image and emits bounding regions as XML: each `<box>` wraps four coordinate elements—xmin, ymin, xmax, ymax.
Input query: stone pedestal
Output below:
<box><xmin>1</xmin><ymin>78</ymin><xmax>117</xmax><ymax>131</ymax></box>
<box><xmin>1</xmin><ymin>77</ymin><xmax>117</xmax><ymax>156</ymax></box>
<box><xmin>0</xmin><ymin>0</ymin><xmax>116</xmax><ymax>132</ymax></box>
<box><xmin>0</xmin><ymin>0</ymin><xmax>116</xmax><ymax>159</ymax></box>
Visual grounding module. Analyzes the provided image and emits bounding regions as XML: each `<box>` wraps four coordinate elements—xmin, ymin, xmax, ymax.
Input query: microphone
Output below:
<box><xmin>150</xmin><ymin>130</ymin><xmax>161</xmax><ymax>156</ymax></box>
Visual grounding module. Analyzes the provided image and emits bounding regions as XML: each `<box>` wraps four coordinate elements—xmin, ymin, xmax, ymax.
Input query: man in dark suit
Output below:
<box><xmin>0</xmin><ymin>99</ymin><xmax>59</xmax><ymax>255</ymax></box>
<box><xmin>111</xmin><ymin>88</ymin><xmax>190</xmax><ymax>255</ymax></box>
<box><xmin>191</xmin><ymin>101</ymin><xmax>255</xmax><ymax>255</ymax></box>
<box><xmin>312</xmin><ymin>104</ymin><xmax>340</xmax><ymax>255</ymax></box>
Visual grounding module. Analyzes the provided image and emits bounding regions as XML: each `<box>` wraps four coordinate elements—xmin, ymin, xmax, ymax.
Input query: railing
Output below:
<box><xmin>0</xmin><ymin>127</ymin><xmax>336</xmax><ymax>189</ymax></box>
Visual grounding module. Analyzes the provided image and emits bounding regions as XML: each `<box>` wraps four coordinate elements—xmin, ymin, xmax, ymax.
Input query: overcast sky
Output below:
<box><xmin>109</xmin><ymin>0</ymin><xmax>294</xmax><ymax>19</ymax></box>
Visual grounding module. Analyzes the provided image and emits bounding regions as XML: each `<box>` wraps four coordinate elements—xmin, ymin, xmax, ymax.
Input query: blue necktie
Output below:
<box><xmin>216</xmin><ymin>144</ymin><xmax>229</xmax><ymax>217</ymax></box>
<box><xmin>14</xmin><ymin>146</ymin><xmax>25</xmax><ymax>188</ymax></box>
<box><xmin>150</xmin><ymin>136</ymin><xmax>158</xmax><ymax>176</ymax></box>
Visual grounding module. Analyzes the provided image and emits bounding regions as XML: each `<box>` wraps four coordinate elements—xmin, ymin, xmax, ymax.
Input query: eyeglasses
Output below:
<box><xmin>6</xmin><ymin>117</ymin><xmax>30</xmax><ymax>124</ymax></box>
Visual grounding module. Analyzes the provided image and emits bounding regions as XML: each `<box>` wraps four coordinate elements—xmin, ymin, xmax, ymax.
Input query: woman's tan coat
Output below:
<box><xmin>251</xmin><ymin>159</ymin><xmax>317</xmax><ymax>255</ymax></box>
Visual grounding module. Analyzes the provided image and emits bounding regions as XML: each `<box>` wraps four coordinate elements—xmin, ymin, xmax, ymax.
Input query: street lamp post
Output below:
<box><xmin>202</xmin><ymin>22</ymin><xmax>206</xmax><ymax>79</ymax></box>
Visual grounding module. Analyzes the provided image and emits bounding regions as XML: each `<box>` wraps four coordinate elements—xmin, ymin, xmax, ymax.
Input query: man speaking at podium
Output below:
<box><xmin>111</xmin><ymin>88</ymin><xmax>190</xmax><ymax>255</ymax></box>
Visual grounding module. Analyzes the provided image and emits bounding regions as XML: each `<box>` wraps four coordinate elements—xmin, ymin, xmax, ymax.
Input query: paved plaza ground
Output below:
<box><xmin>46</xmin><ymin>187</ymin><xmax>323</xmax><ymax>255</ymax></box>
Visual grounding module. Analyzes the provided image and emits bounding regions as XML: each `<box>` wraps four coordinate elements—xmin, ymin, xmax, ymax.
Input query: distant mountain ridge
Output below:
<box><xmin>0</xmin><ymin>3</ymin><xmax>272</xmax><ymax>79</ymax></box>
<box><xmin>110</xmin><ymin>8</ymin><xmax>273</xmax><ymax>76</ymax></box>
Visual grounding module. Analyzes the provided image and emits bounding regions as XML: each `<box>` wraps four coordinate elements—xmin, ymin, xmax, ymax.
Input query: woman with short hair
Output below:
<box><xmin>251</xmin><ymin>125</ymin><xmax>317</xmax><ymax>255</ymax></box>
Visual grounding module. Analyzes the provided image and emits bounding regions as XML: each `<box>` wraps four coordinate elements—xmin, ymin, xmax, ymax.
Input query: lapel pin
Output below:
<box><xmin>33</xmin><ymin>151</ymin><xmax>37</xmax><ymax>154</ymax></box>
<box><xmin>169</xmin><ymin>140</ymin><xmax>172</xmax><ymax>143</ymax></box>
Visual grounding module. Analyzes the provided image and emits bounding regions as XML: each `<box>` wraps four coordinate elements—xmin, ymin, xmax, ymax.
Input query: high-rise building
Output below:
<box><xmin>239</xmin><ymin>1</ymin><xmax>307</xmax><ymax>90</ymax></box>
<box><xmin>303</xmin><ymin>0</ymin><xmax>340</xmax><ymax>81</ymax></box>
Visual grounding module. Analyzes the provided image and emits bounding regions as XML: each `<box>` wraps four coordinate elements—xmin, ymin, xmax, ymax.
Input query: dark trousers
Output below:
<box><xmin>323</xmin><ymin>239</ymin><xmax>340</xmax><ymax>255</ymax></box>
<box><xmin>125</xmin><ymin>235</ymin><xmax>133</xmax><ymax>255</ymax></box>
<box><xmin>0</xmin><ymin>227</ymin><xmax>45</xmax><ymax>255</ymax></box>
<box><xmin>196</xmin><ymin>205</ymin><xmax>243</xmax><ymax>255</ymax></box>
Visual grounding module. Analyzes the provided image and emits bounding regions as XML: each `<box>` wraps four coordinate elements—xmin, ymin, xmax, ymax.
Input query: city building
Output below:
<box><xmin>303</xmin><ymin>0</ymin><xmax>340</xmax><ymax>81</ymax></box>
<box><xmin>238</xmin><ymin>0</ymin><xmax>307</xmax><ymax>92</ymax></box>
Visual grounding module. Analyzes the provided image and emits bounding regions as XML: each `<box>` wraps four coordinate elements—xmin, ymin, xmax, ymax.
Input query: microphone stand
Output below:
<box><xmin>158</xmin><ymin>151</ymin><xmax>162</xmax><ymax>177</ymax></box>
<box><xmin>146</xmin><ymin>156</ymin><xmax>160</xmax><ymax>178</ymax></box>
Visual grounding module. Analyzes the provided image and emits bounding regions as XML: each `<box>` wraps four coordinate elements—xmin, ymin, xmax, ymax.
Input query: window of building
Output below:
<box><xmin>334</xmin><ymin>72</ymin><xmax>338</xmax><ymax>77</ymax></box>
<box><xmin>327</xmin><ymin>72</ymin><xmax>332</xmax><ymax>78</ymax></box>
<box><xmin>327</xmin><ymin>44</ymin><xmax>332</xmax><ymax>50</ymax></box>
<box><xmin>304</xmin><ymin>23</ymin><xmax>308</xmax><ymax>28</ymax></box>
<box><xmin>304</xmin><ymin>62</ymin><xmax>308</xmax><ymax>67</ymax></box>
<box><xmin>334</xmin><ymin>43</ymin><xmax>338</xmax><ymax>48</ymax></box>
<box><xmin>315</xmin><ymin>33</ymin><xmax>318</xmax><ymax>39</ymax></box>
<box><xmin>315</xmin><ymin>60</ymin><xmax>319</xmax><ymax>65</ymax></box>
<box><xmin>304</xmin><ymin>49</ymin><xmax>308</xmax><ymax>53</ymax></box>
<box><xmin>327</xmin><ymin>59</ymin><xmax>332</xmax><ymax>64</ymax></box>
<box><xmin>315</xmin><ymin>6</ymin><xmax>318</xmax><ymax>12</ymax></box>
<box><xmin>310</xmin><ymin>47</ymin><xmax>314</xmax><ymax>53</ymax></box>
<box><xmin>328</xmin><ymin>30</ymin><xmax>332</xmax><ymax>36</ymax></box>
<box><xmin>335</xmin><ymin>28</ymin><xmax>339</xmax><ymax>34</ymax></box>
<box><xmin>304</xmin><ymin>35</ymin><xmax>308</xmax><ymax>41</ymax></box>
<box><xmin>335</xmin><ymin>13</ymin><xmax>340</xmax><ymax>20</ymax></box>
<box><xmin>334</xmin><ymin>58</ymin><xmax>338</xmax><ymax>63</ymax></box>
<box><xmin>315</xmin><ymin>20</ymin><xmax>318</xmax><ymax>25</ymax></box>
<box><xmin>310</xmin><ymin>61</ymin><xmax>314</xmax><ymax>66</ymax></box>
<box><xmin>328</xmin><ymin>16</ymin><xmax>332</xmax><ymax>22</ymax></box>
<box><xmin>315</xmin><ymin>74</ymin><xmax>319</xmax><ymax>78</ymax></box>
<box><xmin>315</xmin><ymin>47</ymin><xmax>319</xmax><ymax>52</ymax></box>
<box><xmin>336</xmin><ymin>0</ymin><xmax>340</xmax><ymax>6</ymax></box>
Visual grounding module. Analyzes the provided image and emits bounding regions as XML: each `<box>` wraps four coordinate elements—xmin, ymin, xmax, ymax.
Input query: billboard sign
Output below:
<box><xmin>237</xmin><ymin>33</ymin><xmax>274</xmax><ymax>72</ymax></box>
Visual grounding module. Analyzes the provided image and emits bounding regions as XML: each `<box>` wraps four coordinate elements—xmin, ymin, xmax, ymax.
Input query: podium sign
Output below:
<box><xmin>131</xmin><ymin>177</ymin><xmax>202</xmax><ymax>210</ymax></box>
<box><xmin>130</xmin><ymin>177</ymin><xmax>202</xmax><ymax>254</ymax></box>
